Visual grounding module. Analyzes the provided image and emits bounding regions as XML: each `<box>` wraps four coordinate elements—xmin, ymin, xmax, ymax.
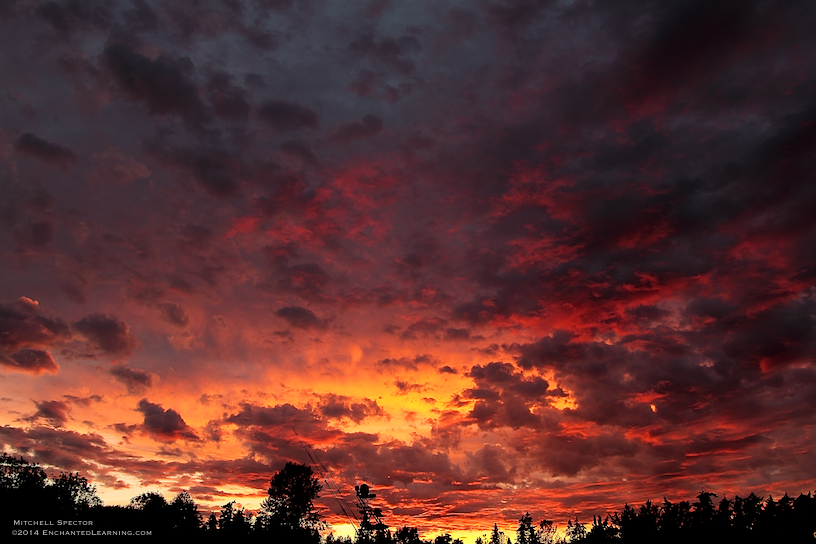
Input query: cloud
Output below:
<box><xmin>0</xmin><ymin>298</ymin><xmax>71</xmax><ymax>351</ymax></box>
<box><xmin>317</xmin><ymin>394</ymin><xmax>386</xmax><ymax>423</ymax></box>
<box><xmin>157</xmin><ymin>301</ymin><xmax>189</xmax><ymax>327</ymax></box>
<box><xmin>443</xmin><ymin>328</ymin><xmax>470</xmax><ymax>341</ymax></box>
<box><xmin>328</xmin><ymin>114</ymin><xmax>383</xmax><ymax>143</ymax></box>
<box><xmin>0</xmin><ymin>298</ymin><xmax>68</xmax><ymax>375</ymax></box>
<box><xmin>377</xmin><ymin>354</ymin><xmax>438</xmax><ymax>372</ymax></box>
<box><xmin>225</xmin><ymin>402</ymin><xmax>317</xmax><ymax>429</ymax></box>
<box><xmin>222</xmin><ymin>402</ymin><xmax>342</xmax><ymax>461</ymax></box>
<box><xmin>275</xmin><ymin>263</ymin><xmax>331</xmax><ymax>301</ymax></box>
<box><xmin>257</xmin><ymin>99</ymin><xmax>319</xmax><ymax>132</ymax></box>
<box><xmin>34</xmin><ymin>0</ymin><xmax>113</xmax><ymax>37</ymax></box>
<box><xmin>87</xmin><ymin>147</ymin><xmax>151</xmax><ymax>185</ymax></box>
<box><xmin>144</xmin><ymin>140</ymin><xmax>241</xmax><ymax>198</ymax></box>
<box><xmin>349</xmin><ymin>32</ymin><xmax>422</xmax><ymax>74</ymax></box>
<box><xmin>136</xmin><ymin>399</ymin><xmax>198</xmax><ymax>442</ymax></box>
<box><xmin>110</xmin><ymin>365</ymin><xmax>155</xmax><ymax>394</ymax></box>
<box><xmin>73</xmin><ymin>314</ymin><xmax>138</xmax><ymax>357</ymax></box>
<box><xmin>206</xmin><ymin>71</ymin><xmax>250</xmax><ymax>122</ymax></box>
<box><xmin>279</xmin><ymin>139</ymin><xmax>317</xmax><ymax>164</ymax></box>
<box><xmin>14</xmin><ymin>133</ymin><xmax>78</xmax><ymax>167</ymax></box>
<box><xmin>12</xmin><ymin>221</ymin><xmax>55</xmax><ymax>251</ymax></box>
<box><xmin>0</xmin><ymin>425</ymin><xmax>109</xmax><ymax>473</ymax></box>
<box><xmin>274</xmin><ymin>306</ymin><xmax>329</xmax><ymax>330</ymax></box>
<box><xmin>0</xmin><ymin>349</ymin><xmax>59</xmax><ymax>375</ymax></box>
<box><xmin>400</xmin><ymin>317</ymin><xmax>448</xmax><ymax>340</ymax></box>
<box><xmin>63</xmin><ymin>394</ymin><xmax>103</xmax><ymax>407</ymax></box>
<box><xmin>393</xmin><ymin>379</ymin><xmax>427</xmax><ymax>394</ymax></box>
<box><xmin>102</xmin><ymin>42</ymin><xmax>210</xmax><ymax>126</ymax></box>
<box><xmin>27</xmin><ymin>400</ymin><xmax>71</xmax><ymax>427</ymax></box>
<box><xmin>2</xmin><ymin>0</ymin><xmax>816</xmax><ymax>526</ymax></box>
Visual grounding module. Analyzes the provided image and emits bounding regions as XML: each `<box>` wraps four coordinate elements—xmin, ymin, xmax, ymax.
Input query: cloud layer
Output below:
<box><xmin>1</xmin><ymin>0</ymin><xmax>815</xmax><ymax>540</ymax></box>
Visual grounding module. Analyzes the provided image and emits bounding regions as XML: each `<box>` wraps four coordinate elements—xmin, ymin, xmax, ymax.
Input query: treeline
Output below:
<box><xmin>3</xmin><ymin>453</ymin><xmax>816</xmax><ymax>543</ymax></box>
<box><xmin>501</xmin><ymin>490</ymin><xmax>816</xmax><ymax>544</ymax></box>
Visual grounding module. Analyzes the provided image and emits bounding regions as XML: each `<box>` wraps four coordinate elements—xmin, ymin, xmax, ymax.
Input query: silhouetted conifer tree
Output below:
<box><xmin>565</xmin><ymin>517</ymin><xmax>587</xmax><ymax>543</ymax></box>
<box><xmin>395</xmin><ymin>526</ymin><xmax>422</xmax><ymax>544</ymax></box>
<box><xmin>257</xmin><ymin>461</ymin><xmax>322</xmax><ymax>543</ymax></box>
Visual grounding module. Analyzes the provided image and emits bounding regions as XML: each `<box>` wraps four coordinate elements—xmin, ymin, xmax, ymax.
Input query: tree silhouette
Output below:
<box><xmin>5</xmin><ymin>453</ymin><xmax>816</xmax><ymax>543</ymax></box>
<box><xmin>517</xmin><ymin>512</ymin><xmax>537</xmax><ymax>544</ymax></box>
<box><xmin>565</xmin><ymin>517</ymin><xmax>587</xmax><ymax>543</ymax></box>
<box><xmin>395</xmin><ymin>526</ymin><xmax>422</xmax><ymax>544</ymax></box>
<box><xmin>205</xmin><ymin>511</ymin><xmax>218</xmax><ymax>533</ymax></box>
<box><xmin>489</xmin><ymin>523</ymin><xmax>510</xmax><ymax>544</ymax></box>
<box><xmin>217</xmin><ymin>500</ymin><xmax>251</xmax><ymax>536</ymax></box>
<box><xmin>1</xmin><ymin>453</ymin><xmax>49</xmax><ymax>522</ymax></box>
<box><xmin>170</xmin><ymin>490</ymin><xmax>202</xmax><ymax>533</ymax></box>
<box><xmin>586</xmin><ymin>514</ymin><xmax>618</xmax><ymax>542</ymax></box>
<box><xmin>51</xmin><ymin>471</ymin><xmax>101</xmax><ymax>515</ymax></box>
<box><xmin>1</xmin><ymin>454</ymin><xmax>103</xmax><ymax>523</ymax></box>
<box><xmin>257</xmin><ymin>461</ymin><xmax>323</xmax><ymax>542</ymax></box>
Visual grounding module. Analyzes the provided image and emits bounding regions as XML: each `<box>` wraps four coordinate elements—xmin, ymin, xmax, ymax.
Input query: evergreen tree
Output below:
<box><xmin>565</xmin><ymin>517</ymin><xmax>587</xmax><ymax>543</ymax></box>
<box><xmin>517</xmin><ymin>512</ymin><xmax>537</xmax><ymax>544</ymax></box>
<box><xmin>257</xmin><ymin>462</ymin><xmax>323</xmax><ymax>542</ymax></box>
<box><xmin>169</xmin><ymin>490</ymin><xmax>201</xmax><ymax>533</ymax></box>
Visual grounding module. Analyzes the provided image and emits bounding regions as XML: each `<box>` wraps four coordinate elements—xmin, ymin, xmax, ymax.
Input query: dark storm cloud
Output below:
<box><xmin>349</xmin><ymin>69</ymin><xmax>378</xmax><ymax>97</ymax></box>
<box><xmin>1</xmin><ymin>349</ymin><xmax>59</xmax><ymax>375</ymax></box>
<box><xmin>400</xmin><ymin>317</ymin><xmax>447</xmax><ymax>340</ymax></box>
<box><xmin>279</xmin><ymin>139</ymin><xmax>317</xmax><ymax>164</ymax></box>
<box><xmin>157</xmin><ymin>301</ymin><xmax>189</xmax><ymax>327</ymax></box>
<box><xmin>317</xmin><ymin>394</ymin><xmax>385</xmax><ymax>424</ymax></box>
<box><xmin>327</xmin><ymin>114</ymin><xmax>383</xmax><ymax>143</ymax></box>
<box><xmin>252</xmin><ymin>174</ymin><xmax>321</xmax><ymax>217</ymax></box>
<box><xmin>27</xmin><ymin>400</ymin><xmax>71</xmax><ymax>427</ymax></box>
<box><xmin>257</xmin><ymin>99</ymin><xmax>319</xmax><ymax>132</ymax></box>
<box><xmin>275</xmin><ymin>263</ymin><xmax>331</xmax><ymax>301</ymax></box>
<box><xmin>461</xmin><ymin>362</ymin><xmax>569</xmax><ymax>431</ymax></box>
<box><xmin>144</xmin><ymin>140</ymin><xmax>241</xmax><ymax>198</ymax></box>
<box><xmin>136</xmin><ymin>398</ymin><xmax>198</xmax><ymax>442</ymax></box>
<box><xmin>206</xmin><ymin>71</ymin><xmax>251</xmax><ymax>122</ymax></box>
<box><xmin>632</xmin><ymin>0</ymin><xmax>759</xmax><ymax>96</ymax></box>
<box><xmin>179</xmin><ymin>224</ymin><xmax>214</xmax><ymax>248</ymax></box>
<box><xmin>264</xmin><ymin>242</ymin><xmax>300</xmax><ymax>266</ymax></box>
<box><xmin>531</xmin><ymin>430</ymin><xmax>641</xmax><ymax>478</ymax></box>
<box><xmin>222</xmin><ymin>402</ymin><xmax>343</xmax><ymax>459</ymax></box>
<box><xmin>0</xmin><ymin>425</ymin><xmax>109</xmax><ymax>473</ymax></box>
<box><xmin>274</xmin><ymin>306</ymin><xmax>329</xmax><ymax>330</ymax></box>
<box><xmin>393</xmin><ymin>379</ymin><xmax>426</xmax><ymax>394</ymax></box>
<box><xmin>12</xmin><ymin>220</ymin><xmax>55</xmax><ymax>251</ymax></box>
<box><xmin>110</xmin><ymin>364</ymin><xmax>155</xmax><ymax>394</ymax></box>
<box><xmin>63</xmin><ymin>394</ymin><xmax>103</xmax><ymax>406</ymax></box>
<box><xmin>443</xmin><ymin>327</ymin><xmax>470</xmax><ymax>341</ymax></box>
<box><xmin>377</xmin><ymin>354</ymin><xmax>438</xmax><ymax>372</ymax></box>
<box><xmin>320</xmin><ymin>438</ymin><xmax>465</xmax><ymax>491</ymax></box>
<box><xmin>0</xmin><ymin>298</ymin><xmax>71</xmax><ymax>351</ymax></box>
<box><xmin>102</xmin><ymin>42</ymin><xmax>210</xmax><ymax>126</ymax></box>
<box><xmin>349</xmin><ymin>32</ymin><xmax>422</xmax><ymax>74</ymax></box>
<box><xmin>0</xmin><ymin>298</ymin><xmax>68</xmax><ymax>375</ymax></box>
<box><xmin>14</xmin><ymin>133</ymin><xmax>78</xmax><ymax>167</ymax></box>
<box><xmin>467</xmin><ymin>443</ymin><xmax>516</xmax><ymax>483</ymax></box>
<box><xmin>72</xmin><ymin>313</ymin><xmax>138</xmax><ymax>357</ymax></box>
<box><xmin>483</xmin><ymin>0</ymin><xmax>548</xmax><ymax>32</ymax></box>
<box><xmin>34</xmin><ymin>0</ymin><xmax>114</xmax><ymax>37</ymax></box>
<box><xmin>704</xmin><ymin>295</ymin><xmax>816</xmax><ymax>370</ymax></box>
<box><xmin>225</xmin><ymin>402</ymin><xmax>317</xmax><ymax>429</ymax></box>
<box><xmin>121</xmin><ymin>0</ymin><xmax>159</xmax><ymax>33</ymax></box>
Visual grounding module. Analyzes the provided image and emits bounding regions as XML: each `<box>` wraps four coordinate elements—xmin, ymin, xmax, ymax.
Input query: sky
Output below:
<box><xmin>1</xmin><ymin>0</ymin><xmax>815</xmax><ymax>540</ymax></box>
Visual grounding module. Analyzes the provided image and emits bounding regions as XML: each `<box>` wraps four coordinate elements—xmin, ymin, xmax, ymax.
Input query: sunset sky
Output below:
<box><xmin>1</xmin><ymin>0</ymin><xmax>815</xmax><ymax>541</ymax></box>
